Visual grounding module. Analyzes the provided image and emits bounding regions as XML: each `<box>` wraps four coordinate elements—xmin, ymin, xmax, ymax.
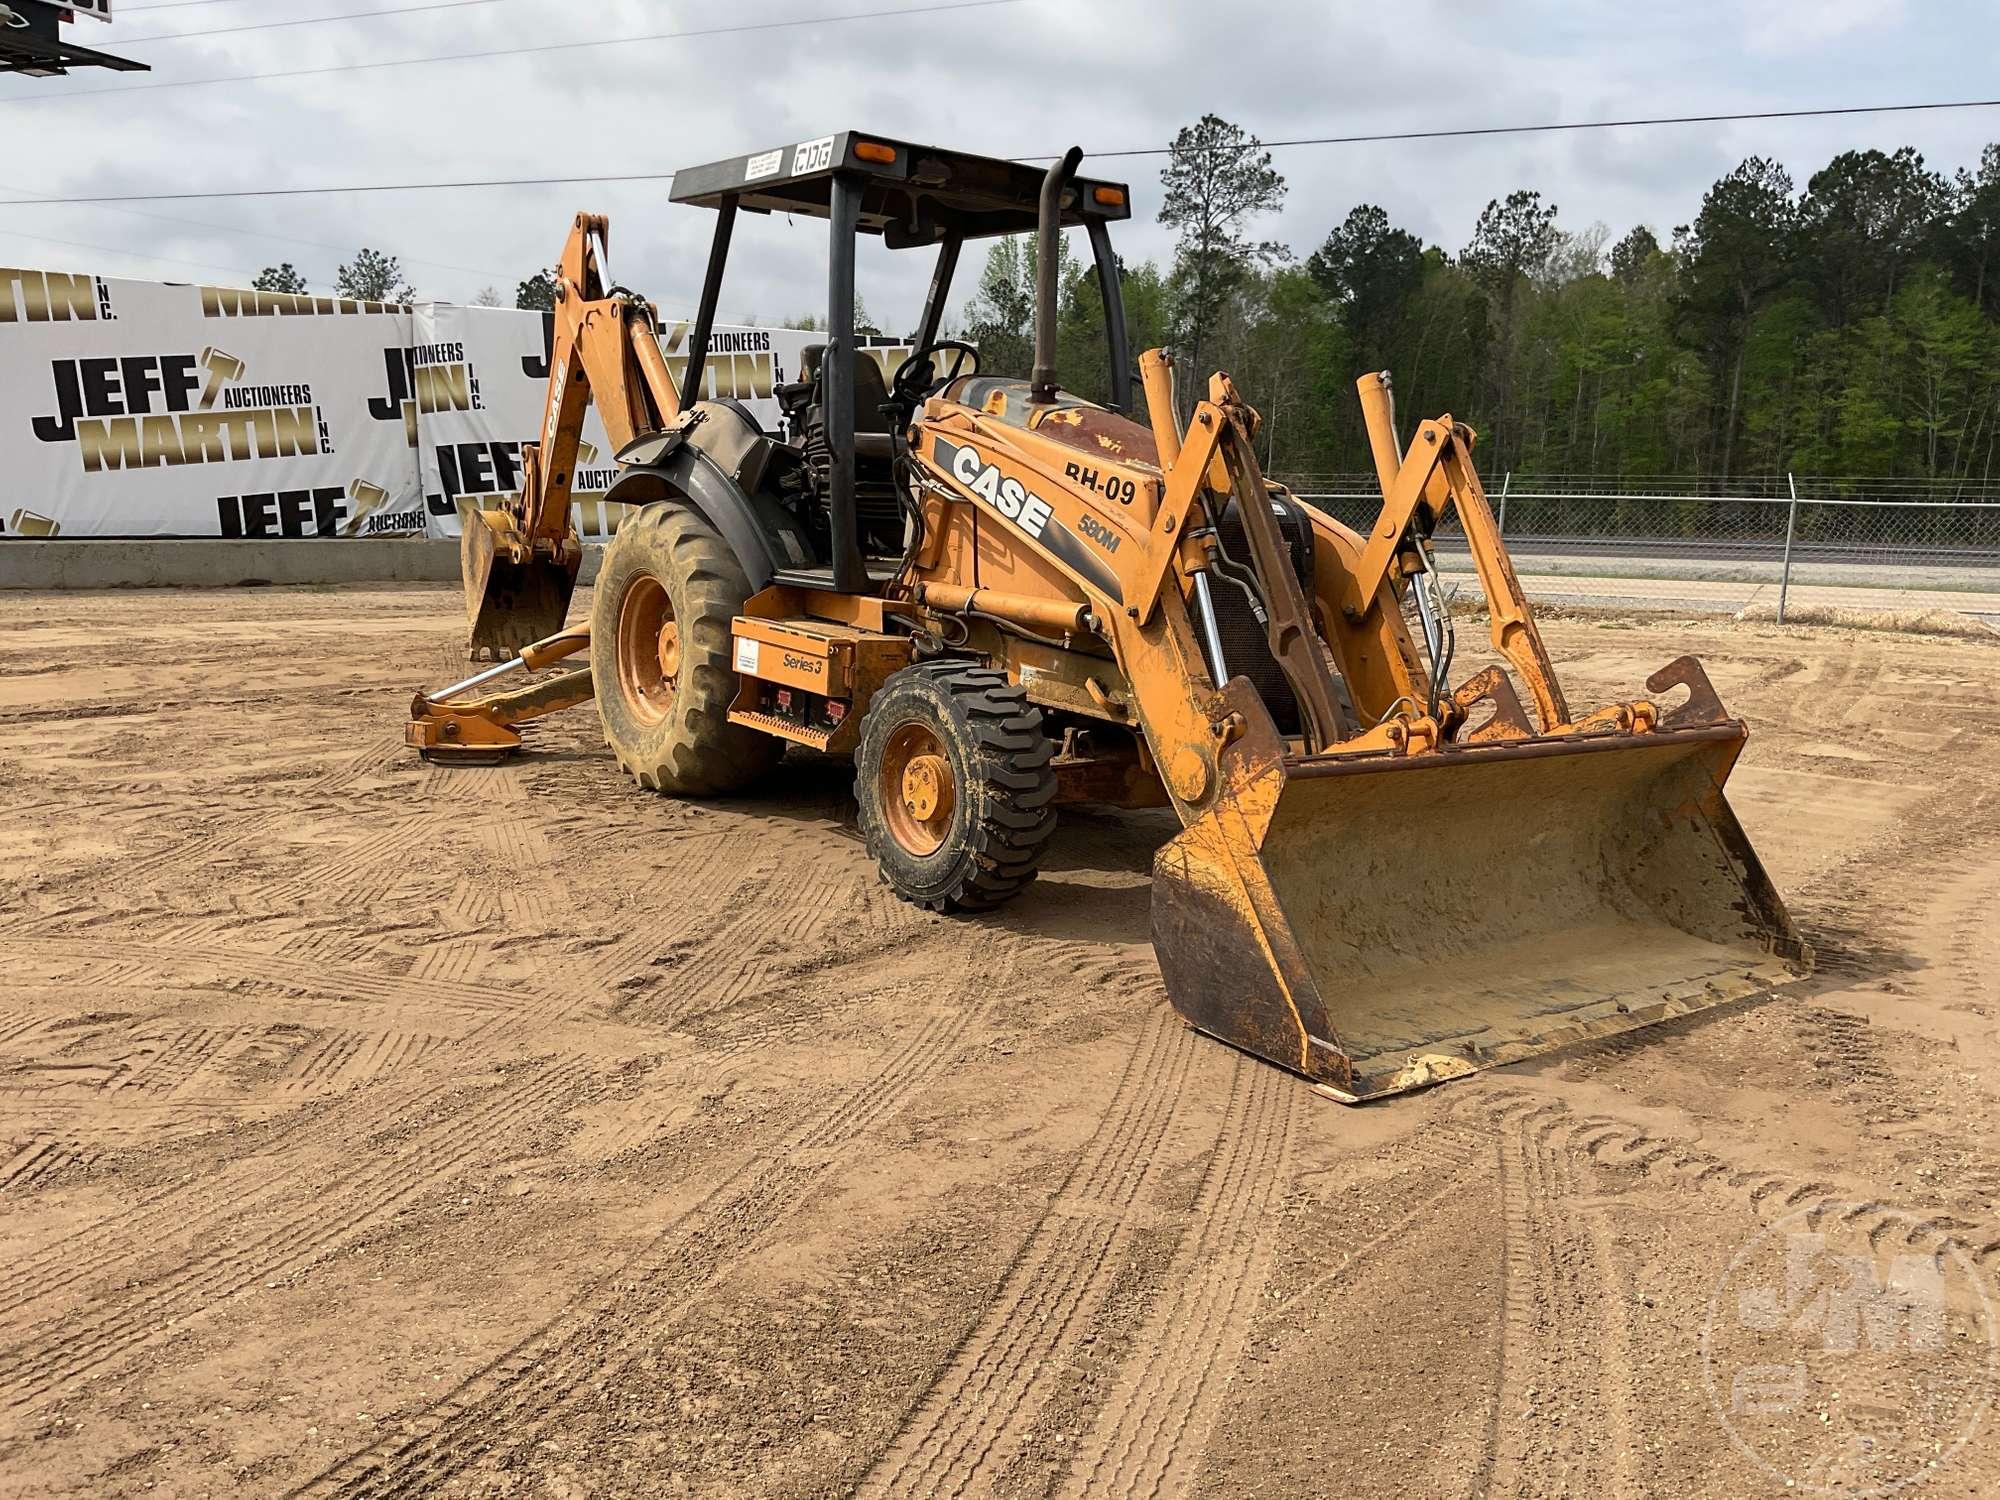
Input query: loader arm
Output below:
<box><xmin>1085</xmin><ymin>360</ymin><xmax>1809</xmax><ymax>1098</ymax></box>
<box><xmin>1345</xmin><ymin>372</ymin><xmax>1568</xmax><ymax>730</ymax></box>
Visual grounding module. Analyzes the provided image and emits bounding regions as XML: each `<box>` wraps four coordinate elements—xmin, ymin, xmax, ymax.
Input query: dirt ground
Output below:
<box><xmin>2</xmin><ymin>583</ymin><xmax>1997</xmax><ymax>1499</ymax></box>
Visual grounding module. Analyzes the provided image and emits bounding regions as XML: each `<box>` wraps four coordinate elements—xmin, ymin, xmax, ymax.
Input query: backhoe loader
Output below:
<box><xmin>409</xmin><ymin>133</ymin><xmax>1809</xmax><ymax>1100</ymax></box>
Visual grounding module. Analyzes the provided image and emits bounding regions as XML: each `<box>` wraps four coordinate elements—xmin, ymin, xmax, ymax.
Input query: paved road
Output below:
<box><xmin>1291</xmin><ymin>496</ymin><xmax>2000</xmax><ymax>572</ymax></box>
<box><xmin>1463</xmin><ymin>533</ymin><xmax>2000</xmax><ymax>570</ymax></box>
<box><xmin>1487</xmin><ymin>569</ymin><xmax>2000</xmax><ymax>624</ymax></box>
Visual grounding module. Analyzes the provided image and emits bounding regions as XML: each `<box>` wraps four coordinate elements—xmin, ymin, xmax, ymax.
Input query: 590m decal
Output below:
<box><xmin>931</xmin><ymin>436</ymin><xmax>1123</xmax><ymax>603</ymax></box>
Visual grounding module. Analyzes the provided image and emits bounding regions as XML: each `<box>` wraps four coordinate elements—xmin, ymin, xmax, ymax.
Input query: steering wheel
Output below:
<box><xmin>891</xmin><ymin>340</ymin><xmax>981</xmax><ymax>407</ymax></box>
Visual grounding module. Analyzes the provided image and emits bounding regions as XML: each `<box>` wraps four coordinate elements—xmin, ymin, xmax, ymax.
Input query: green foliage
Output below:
<box><xmin>1127</xmin><ymin>130</ymin><xmax>2000</xmax><ymax>490</ymax></box>
<box><xmin>1797</xmin><ymin>147</ymin><xmax>1950</xmax><ymax>323</ymax></box>
<box><xmin>950</xmin><ymin>124</ymin><xmax>2000</xmax><ymax>496</ymax></box>
<box><xmin>515</xmin><ymin>268</ymin><xmax>557</xmax><ymax>312</ymax></box>
<box><xmin>1306</xmin><ymin>205</ymin><xmax>1423</xmax><ymax>371</ymax></box>
<box><xmin>1158</xmin><ymin>114</ymin><xmax>1288</xmax><ymax>406</ymax></box>
<box><xmin>963</xmin><ymin>233</ymin><xmax>1037</xmax><ymax>378</ymax></box>
<box><xmin>335</xmin><ymin>248</ymin><xmax>412</xmax><ymax>303</ymax></box>
<box><xmin>964</xmin><ymin>232</ymin><xmax>1083</xmax><ymax>382</ymax></box>
<box><xmin>1942</xmin><ymin>145</ymin><xmax>2000</xmax><ymax>314</ymax></box>
<box><xmin>252</xmin><ymin>263</ymin><xmax>307</xmax><ymax>294</ymax></box>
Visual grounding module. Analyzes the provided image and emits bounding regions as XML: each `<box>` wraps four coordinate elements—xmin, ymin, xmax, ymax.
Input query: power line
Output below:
<box><xmin>0</xmin><ymin>0</ymin><xmax>1025</xmax><ymax>104</ymax></box>
<box><xmin>117</xmin><ymin>0</ymin><xmax>505</xmax><ymax>46</ymax></box>
<box><xmin>1030</xmin><ymin>98</ymin><xmax>2000</xmax><ymax>160</ymax></box>
<box><xmin>0</xmin><ymin>176</ymin><xmax>514</xmax><ymax>280</ymax></box>
<box><xmin>0</xmin><ymin>172</ymin><xmax>675</xmax><ymax>205</ymax></box>
<box><xmin>0</xmin><ymin>226</ymin><xmax>278</xmax><ymax>282</ymax></box>
<box><xmin>6</xmin><ymin>95</ymin><xmax>1997</xmax><ymax>206</ymax></box>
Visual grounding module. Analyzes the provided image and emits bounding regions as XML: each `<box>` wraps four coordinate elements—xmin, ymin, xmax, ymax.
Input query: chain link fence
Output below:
<box><xmin>1281</xmin><ymin>473</ymin><xmax>2000</xmax><ymax>630</ymax></box>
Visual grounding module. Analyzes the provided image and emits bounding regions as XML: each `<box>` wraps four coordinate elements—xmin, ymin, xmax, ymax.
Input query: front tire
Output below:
<box><xmin>855</xmin><ymin>662</ymin><xmax>1057</xmax><ymax>911</ymax></box>
<box><xmin>589</xmin><ymin>502</ymin><xmax>779</xmax><ymax>795</ymax></box>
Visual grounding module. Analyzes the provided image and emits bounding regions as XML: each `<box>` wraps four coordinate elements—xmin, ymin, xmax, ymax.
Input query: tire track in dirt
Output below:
<box><xmin>855</xmin><ymin>1008</ymin><xmax>1198</xmax><ymax>1499</ymax></box>
<box><xmin>114</xmin><ymin>1025</ymin><xmax>233</xmax><ymax>1097</ymax></box>
<box><xmin>471</xmin><ymin>814</ymin><xmax>569</xmax><ymax>931</ymax></box>
<box><xmin>1920</xmin><ymin>833</ymin><xmax>2000</xmax><ymax>994</ymax></box>
<box><xmin>555</xmin><ymin>840</ymin><xmax>879</xmax><ymax>1033</ymax></box>
<box><xmin>252</xmin><ymin>817</ymin><xmax>439</xmax><ymax>913</ymax></box>
<box><xmin>665</xmin><ymin>868</ymin><xmax>888</xmax><ymax>1027</ymax></box>
<box><xmin>404</xmin><ymin>877</ymin><xmax>504</xmax><ymax>990</ymax></box>
<box><xmin>0</xmin><ymin>1013</ymin><xmax>442</xmax><ymax>1192</ymax></box>
<box><xmin>1782</xmin><ymin>777</ymin><xmax>1994</xmax><ymax>978</ymax></box>
<box><xmin>0</xmin><ymin>1020</ymin><xmax>582</xmax><ymax>1324</ymax></box>
<box><xmin>611</xmin><ymin>845</ymin><xmax>840</xmax><ymax>1026</ymax></box>
<box><xmin>415</xmin><ymin>761</ymin><xmax>523</xmax><ymax>808</ymax></box>
<box><xmin>0</xmin><ymin>1013</ymin><xmax>54</xmax><ymax>1047</ymax></box>
<box><xmin>0</xmin><ymin>936</ymin><xmax>530</xmax><ymax>1022</ymax></box>
<box><xmin>1582</xmin><ymin>1210</ymin><xmax>1644</xmax><ymax>1498</ymax></box>
<box><xmin>310</xmin><ymin>731</ymin><xmax>409</xmax><ymax>798</ymax></box>
<box><xmin>1478</xmin><ymin>1090</ymin><xmax>1994</xmax><ymax>1279</ymax></box>
<box><xmin>502</xmin><ymin>841</ymin><xmax>787</xmax><ymax>1013</ymax></box>
<box><xmin>1793</xmin><ymin>1005</ymin><xmax>1896</xmax><ymax>1105</ymax></box>
<box><xmin>0</xmin><ymin>1138</ymin><xmax>93</xmax><ymax>1194</ymax></box>
<box><xmin>115</xmin><ymin>731</ymin><xmax>406</xmax><ymax>890</ymax></box>
<box><xmin>0</xmin><ymin>1058</ymin><xmax>598</xmax><ymax>1409</ymax></box>
<box><xmin>1474</xmin><ymin>1100</ymin><xmax>1636</xmax><ymax>1500</ymax></box>
<box><xmin>277</xmin><ymin>1027</ymin><xmax>444</xmax><ymax>1098</ymax></box>
<box><xmin>1021</xmin><ymin>939</ymin><xmax>1165</xmax><ymax>1005</ymax></box>
<box><xmin>1054</xmin><ymin>1059</ymin><xmax>1300</xmax><ymax>1500</ymax></box>
<box><xmin>0</xmin><ymin>886</ymin><xmax>886</xmax><ymax>1333</ymax></box>
<box><xmin>1255</xmin><ymin>1123</ymin><xmax>1487</xmax><ymax>1324</ymax></box>
<box><xmin>1466</xmin><ymin>1086</ymin><xmax>2000</xmax><ymax>1494</ymax></box>
<box><xmin>1769</xmin><ymin>649</ymin><xmax>1875</xmax><ymax>731</ymax></box>
<box><xmin>293</xmin><ymin>990</ymin><xmax>992</xmax><ymax>1498</ymax></box>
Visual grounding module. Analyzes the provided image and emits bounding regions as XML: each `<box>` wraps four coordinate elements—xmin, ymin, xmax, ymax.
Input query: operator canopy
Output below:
<box><xmin>670</xmin><ymin>132</ymin><xmax>1132</xmax><ymax>247</ymax></box>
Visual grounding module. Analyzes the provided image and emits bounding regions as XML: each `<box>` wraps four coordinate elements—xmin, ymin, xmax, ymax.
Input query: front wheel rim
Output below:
<box><xmin>879</xmin><ymin>720</ymin><xmax>955</xmax><ymax>857</ymax></box>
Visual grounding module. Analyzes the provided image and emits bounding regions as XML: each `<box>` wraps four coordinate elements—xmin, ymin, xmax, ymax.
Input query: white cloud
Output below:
<box><xmin>1744</xmin><ymin>0</ymin><xmax>1907</xmax><ymax>56</ymax></box>
<box><xmin>0</xmin><ymin>0</ymin><xmax>1989</xmax><ymax>328</ymax></box>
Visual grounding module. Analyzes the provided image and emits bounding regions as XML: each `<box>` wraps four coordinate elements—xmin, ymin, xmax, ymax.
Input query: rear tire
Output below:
<box><xmin>855</xmin><ymin>662</ymin><xmax>1057</xmax><ymax>911</ymax></box>
<box><xmin>590</xmin><ymin>502</ymin><xmax>780</xmax><ymax>795</ymax></box>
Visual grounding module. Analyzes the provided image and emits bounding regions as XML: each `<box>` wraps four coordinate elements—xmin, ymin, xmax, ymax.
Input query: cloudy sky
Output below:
<box><xmin>4</xmin><ymin>0</ymin><xmax>1995</xmax><ymax>332</ymax></box>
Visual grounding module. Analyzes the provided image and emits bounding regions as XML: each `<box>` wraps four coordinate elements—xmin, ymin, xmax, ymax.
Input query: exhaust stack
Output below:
<box><xmin>1031</xmin><ymin>146</ymin><xmax>1083</xmax><ymax>404</ymax></box>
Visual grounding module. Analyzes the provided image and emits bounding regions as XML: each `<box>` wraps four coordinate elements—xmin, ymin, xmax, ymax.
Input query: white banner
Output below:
<box><xmin>2</xmin><ymin>269</ymin><xmax>420</xmax><ymax>540</ymax></box>
<box><xmin>413</xmin><ymin>306</ymin><xmax>824</xmax><ymax>543</ymax></box>
<box><xmin>1</xmin><ymin>264</ymin><xmax>939</xmax><ymax>541</ymax></box>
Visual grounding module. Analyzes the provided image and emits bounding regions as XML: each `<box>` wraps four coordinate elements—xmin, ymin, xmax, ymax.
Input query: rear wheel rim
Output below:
<box><xmin>879</xmin><ymin>720</ymin><xmax>955</xmax><ymax>857</ymax></box>
<box><xmin>615</xmin><ymin>573</ymin><xmax>678</xmax><ymax>726</ymax></box>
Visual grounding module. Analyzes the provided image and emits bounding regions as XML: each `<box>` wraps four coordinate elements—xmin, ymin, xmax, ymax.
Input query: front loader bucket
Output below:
<box><xmin>1152</xmin><ymin>726</ymin><xmax>1810</xmax><ymax>1101</ymax></box>
<box><xmin>462</xmin><ymin>511</ymin><xmax>579</xmax><ymax>661</ymax></box>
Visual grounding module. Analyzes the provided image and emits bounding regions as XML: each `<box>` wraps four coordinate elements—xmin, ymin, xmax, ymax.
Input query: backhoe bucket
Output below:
<box><xmin>462</xmin><ymin>509</ymin><xmax>579</xmax><ymax>661</ymax></box>
<box><xmin>1152</xmin><ymin>725</ymin><xmax>1809</xmax><ymax>1101</ymax></box>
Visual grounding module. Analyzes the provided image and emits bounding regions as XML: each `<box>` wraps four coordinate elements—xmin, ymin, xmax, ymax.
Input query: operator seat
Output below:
<box><xmin>793</xmin><ymin>343</ymin><xmax>897</xmax><ymax>462</ymax></box>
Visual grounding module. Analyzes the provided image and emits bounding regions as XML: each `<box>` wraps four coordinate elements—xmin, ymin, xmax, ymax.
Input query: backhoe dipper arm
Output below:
<box><xmin>519</xmin><ymin>214</ymin><xmax>684</xmax><ymax>545</ymax></box>
<box><xmin>460</xmin><ymin>210</ymin><xmax>683</xmax><ymax>660</ymax></box>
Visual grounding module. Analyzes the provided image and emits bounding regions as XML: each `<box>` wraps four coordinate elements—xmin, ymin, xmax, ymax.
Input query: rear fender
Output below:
<box><xmin>604</xmin><ymin>447</ymin><xmax>786</xmax><ymax>587</ymax></box>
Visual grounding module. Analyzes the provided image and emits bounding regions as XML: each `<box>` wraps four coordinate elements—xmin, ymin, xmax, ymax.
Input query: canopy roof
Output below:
<box><xmin>670</xmin><ymin>132</ymin><xmax>1129</xmax><ymax>246</ymax></box>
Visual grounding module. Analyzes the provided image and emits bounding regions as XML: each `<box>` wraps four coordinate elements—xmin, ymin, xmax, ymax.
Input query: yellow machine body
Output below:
<box><xmin>411</xmin><ymin>142</ymin><xmax>1808</xmax><ymax>1101</ymax></box>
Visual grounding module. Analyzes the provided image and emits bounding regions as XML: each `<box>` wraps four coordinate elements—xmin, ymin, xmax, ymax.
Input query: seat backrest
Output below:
<box><xmin>799</xmin><ymin>343</ymin><xmax>894</xmax><ymax>435</ymax></box>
